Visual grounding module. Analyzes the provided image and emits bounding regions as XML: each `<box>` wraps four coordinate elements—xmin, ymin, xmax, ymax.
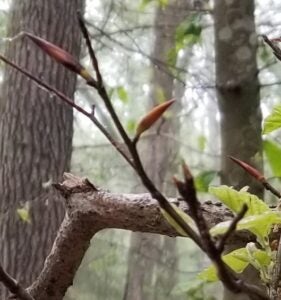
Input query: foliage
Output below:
<box><xmin>263</xmin><ymin>105</ymin><xmax>281</xmax><ymax>134</ymax></box>
<box><xmin>263</xmin><ymin>139</ymin><xmax>281</xmax><ymax>177</ymax></box>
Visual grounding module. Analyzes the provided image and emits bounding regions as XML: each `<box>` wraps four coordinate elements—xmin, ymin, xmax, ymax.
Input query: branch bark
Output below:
<box><xmin>26</xmin><ymin>173</ymin><xmax>252</xmax><ymax>300</ymax></box>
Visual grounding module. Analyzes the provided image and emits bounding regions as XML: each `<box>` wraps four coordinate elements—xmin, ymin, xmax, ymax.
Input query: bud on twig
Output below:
<box><xmin>134</xmin><ymin>99</ymin><xmax>175</xmax><ymax>142</ymax></box>
<box><xmin>228</xmin><ymin>156</ymin><xmax>265</xmax><ymax>182</ymax></box>
<box><xmin>25</xmin><ymin>33</ymin><xmax>96</xmax><ymax>85</ymax></box>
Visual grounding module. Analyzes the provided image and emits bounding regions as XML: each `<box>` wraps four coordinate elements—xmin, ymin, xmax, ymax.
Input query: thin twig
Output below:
<box><xmin>217</xmin><ymin>204</ymin><xmax>248</xmax><ymax>253</ymax></box>
<box><xmin>0</xmin><ymin>54</ymin><xmax>135</xmax><ymax>169</ymax></box>
<box><xmin>77</xmin><ymin>11</ymin><xmax>102</xmax><ymax>85</ymax></box>
<box><xmin>77</xmin><ymin>12</ymin><xmax>133</xmax><ymax>148</ymax></box>
<box><xmin>77</xmin><ymin>12</ymin><xmax>205</xmax><ymax>247</ymax></box>
<box><xmin>262</xmin><ymin>181</ymin><xmax>281</xmax><ymax>199</ymax></box>
<box><xmin>175</xmin><ymin>163</ymin><xmax>268</xmax><ymax>300</ymax></box>
<box><xmin>0</xmin><ymin>264</ymin><xmax>34</xmax><ymax>300</ymax></box>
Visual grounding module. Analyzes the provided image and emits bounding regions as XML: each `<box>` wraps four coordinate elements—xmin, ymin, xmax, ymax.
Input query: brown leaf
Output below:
<box><xmin>229</xmin><ymin>156</ymin><xmax>265</xmax><ymax>182</ymax></box>
<box><xmin>25</xmin><ymin>33</ymin><xmax>95</xmax><ymax>83</ymax></box>
<box><xmin>135</xmin><ymin>99</ymin><xmax>175</xmax><ymax>139</ymax></box>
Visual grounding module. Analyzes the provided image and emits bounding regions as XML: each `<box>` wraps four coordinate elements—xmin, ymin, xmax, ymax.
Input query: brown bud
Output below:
<box><xmin>229</xmin><ymin>156</ymin><xmax>265</xmax><ymax>182</ymax></box>
<box><xmin>25</xmin><ymin>33</ymin><xmax>95</xmax><ymax>84</ymax></box>
<box><xmin>135</xmin><ymin>99</ymin><xmax>175</xmax><ymax>140</ymax></box>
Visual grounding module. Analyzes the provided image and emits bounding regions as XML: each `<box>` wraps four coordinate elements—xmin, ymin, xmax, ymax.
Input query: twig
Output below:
<box><xmin>0</xmin><ymin>264</ymin><xmax>34</xmax><ymax>300</ymax></box>
<box><xmin>77</xmin><ymin>12</ymin><xmax>132</xmax><ymax>148</ymax></box>
<box><xmin>76</xmin><ymin>12</ymin><xmax>206</xmax><ymax>247</ymax></box>
<box><xmin>77</xmin><ymin>11</ymin><xmax>102</xmax><ymax>85</ymax></box>
<box><xmin>262</xmin><ymin>35</ymin><xmax>281</xmax><ymax>62</ymax></box>
<box><xmin>174</xmin><ymin>162</ymin><xmax>268</xmax><ymax>300</ymax></box>
<box><xmin>270</xmin><ymin>232</ymin><xmax>281</xmax><ymax>299</ymax></box>
<box><xmin>0</xmin><ymin>54</ymin><xmax>135</xmax><ymax>169</ymax></box>
<box><xmin>262</xmin><ymin>181</ymin><xmax>281</xmax><ymax>199</ymax></box>
<box><xmin>217</xmin><ymin>204</ymin><xmax>248</xmax><ymax>253</ymax></box>
<box><xmin>229</xmin><ymin>156</ymin><xmax>281</xmax><ymax>199</ymax></box>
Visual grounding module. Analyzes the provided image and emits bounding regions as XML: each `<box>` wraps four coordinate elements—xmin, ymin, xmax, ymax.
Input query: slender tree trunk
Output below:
<box><xmin>214</xmin><ymin>1</ymin><xmax>264</xmax><ymax>299</ymax></box>
<box><xmin>123</xmin><ymin>2</ymin><xmax>190</xmax><ymax>300</ymax></box>
<box><xmin>214</xmin><ymin>0</ymin><xmax>263</xmax><ymax>196</ymax></box>
<box><xmin>0</xmin><ymin>0</ymin><xmax>84</xmax><ymax>296</ymax></box>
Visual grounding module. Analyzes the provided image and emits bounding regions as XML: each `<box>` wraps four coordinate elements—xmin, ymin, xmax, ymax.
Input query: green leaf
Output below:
<box><xmin>160</xmin><ymin>203</ymin><xmax>197</xmax><ymax>237</ymax></box>
<box><xmin>16</xmin><ymin>207</ymin><xmax>31</xmax><ymax>223</ymax></box>
<box><xmin>195</xmin><ymin>171</ymin><xmax>217</xmax><ymax>192</ymax></box>
<box><xmin>198</xmin><ymin>135</ymin><xmax>207</xmax><ymax>151</ymax></box>
<box><xmin>263</xmin><ymin>139</ymin><xmax>281</xmax><ymax>177</ymax></box>
<box><xmin>198</xmin><ymin>248</ymin><xmax>250</xmax><ymax>282</ymax></box>
<box><xmin>263</xmin><ymin>105</ymin><xmax>281</xmax><ymax>134</ymax></box>
<box><xmin>175</xmin><ymin>17</ymin><xmax>202</xmax><ymax>48</ymax></box>
<box><xmin>253</xmin><ymin>249</ymin><xmax>271</xmax><ymax>267</ymax></box>
<box><xmin>209</xmin><ymin>185</ymin><xmax>269</xmax><ymax>216</ymax></box>
<box><xmin>210</xmin><ymin>211</ymin><xmax>281</xmax><ymax>241</ymax></box>
<box><xmin>116</xmin><ymin>86</ymin><xmax>128</xmax><ymax>103</ymax></box>
<box><xmin>126</xmin><ymin>119</ymin><xmax>136</xmax><ymax>135</ymax></box>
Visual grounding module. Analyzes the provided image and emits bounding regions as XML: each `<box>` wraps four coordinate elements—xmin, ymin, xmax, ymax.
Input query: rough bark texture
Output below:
<box><xmin>123</xmin><ymin>2</ymin><xmax>190</xmax><ymax>299</ymax></box>
<box><xmin>214</xmin><ymin>0</ymin><xmax>263</xmax><ymax>197</ymax></box>
<box><xmin>0</xmin><ymin>0</ymin><xmax>84</xmax><ymax>296</ymax></box>
<box><xmin>214</xmin><ymin>1</ymin><xmax>264</xmax><ymax>299</ymax></box>
<box><xmin>27</xmin><ymin>173</ymin><xmax>242</xmax><ymax>300</ymax></box>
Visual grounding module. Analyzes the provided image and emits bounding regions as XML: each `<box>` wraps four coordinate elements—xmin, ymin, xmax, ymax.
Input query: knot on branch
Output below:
<box><xmin>53</xmin><ymin>172</ymin><xmax>98</xmax><ymax>198</ymax></box>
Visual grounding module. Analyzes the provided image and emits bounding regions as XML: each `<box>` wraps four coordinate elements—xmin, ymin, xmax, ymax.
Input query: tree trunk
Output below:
<box><xmin>0</xmin><ymin>0</ymin><xmax>84</xmax><ymax>296</ymax></box>
<box><xmin>123</xmin><ymin>2</ymin><xmax>190</xmax><ymax>300</ymax></box>
<box><xmin>214</xmin><ymin>1</ymin><xmax>264</xmax><ymax>299</ymax></box>
<box><xmin>214</xmin><ymin>0</ymin><xmax>263</xmax><ymax>197</ymax></box>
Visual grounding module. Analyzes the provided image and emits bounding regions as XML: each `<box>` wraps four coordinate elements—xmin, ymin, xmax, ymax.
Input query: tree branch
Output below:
<box><xmin>27</xmin><ymin>173</ymin><xmax>240</xmax><ymax>300</ymax></box>
<box><xmin>0</xmin><ymin>264</ymin><xmax>34</xmax><ymax>300</ymax></box>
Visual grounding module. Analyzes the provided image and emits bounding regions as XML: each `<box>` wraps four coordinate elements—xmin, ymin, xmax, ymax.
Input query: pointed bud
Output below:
<box><xmin>172</xmin><ymin>176</ymin><xmax>187</xmax><ymax>196</ymax></box>
<box><xmin>135</xmin><ymin>99</ymin><xmax>175</xmax><ymax>140</ymax></box>
<box><xmin>25</xmin><ymin>33</ymin><xmax>95</xmax><ymax>84</ymax></box>
<box><xmin>229</xmin><ymin>156</ymin><xmax>265</xmax><ymax>182</ymax></box>
<box><xmin>181</xmin><ymin>161</ymin><xmax>193</xmax><ymax>182</ymax></box>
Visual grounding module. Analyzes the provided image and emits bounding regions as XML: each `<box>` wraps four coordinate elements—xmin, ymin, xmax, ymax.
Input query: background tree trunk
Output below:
<box><xmin>0</xmin><ymin>0</ymin><xmax>84</xmax><ymax>296</ymax></box>
<box><xmin>214</xmin><ymin>1</ymin><xmax>264</xmax><ymax>299</ymax></box>
<box><xmin>214</xmin><ymin>0</ymin><xmax>263</xmax><ymax>196</ymax></box>
<box><xmin>123</xmin><ymin>2</ymin><xmax>190</xmax><ymax>300</ymax></box>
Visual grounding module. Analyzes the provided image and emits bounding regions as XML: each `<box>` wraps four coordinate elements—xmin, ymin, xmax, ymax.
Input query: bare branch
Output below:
<box><xmin>0</xmin><ymin>54</ymin><xmax>134</xmax><ymax>169</ymax></box>
<box><xmin>0</xmin><ymin>264</ymin><xmax>34</xmax><ymax>300</ymax></box>
<box><xmin>27</xmin><ymin>173</ymin><xmax>241</xmax><ymax>300</ymax></box>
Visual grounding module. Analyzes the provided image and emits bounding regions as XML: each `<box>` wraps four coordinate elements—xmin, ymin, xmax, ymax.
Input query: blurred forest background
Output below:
<box><xmin>0</xmin><ymin>0</ymin><xmax>281</xmax><ymax>299</ymax></box>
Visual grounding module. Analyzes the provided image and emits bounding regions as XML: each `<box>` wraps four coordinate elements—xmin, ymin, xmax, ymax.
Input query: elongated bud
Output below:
<box><xmin>135</xmin><ymin>99</ymin><xmax>175</xmax><ymax>140</ymax></box>
<box><xmin>229</xmin><ymin>156</ymin><xmax>265</xmax><ymax>182</ymax></box>
<box><xmin>25</xmin><ymin>33</ymin><xmax>95</xmax><ymax>84</ymax></box>
<box><xmin>181</xmin><ymin>161</ymin><xmax>193</xmax><ymax>182</ymax></box>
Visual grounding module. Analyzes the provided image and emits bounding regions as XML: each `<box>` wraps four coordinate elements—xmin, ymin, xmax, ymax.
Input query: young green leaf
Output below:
<box><xmin>17</xmin><ymin>207</ymin><xmax>31</xmax><ymax>223</ymax></box>
<box><xmin>263</xmin><ymin>139</ymin><xmax>281</xmax><ymax>177</ymax></box>
<box><xmin>160</xmin><ymin>203</ymin><xmax>197</xmax><ymax>237</ymax></box>
<box><xmin>116</xmin><ymin>86</ymin><xmax>128</xmax><ymax>103</ymax></box>
<box><xmin>210</xmin><ymin>211</ymin><xmax>281</xmax><ymax>242</ymax></box>
<box><xmin>25</xmin><ymin>33</ymin><xmax>95</xmax><ymax>84</ymax></box>
<box><xmin>198</xmin><ymin>248</ymin><xmax>250</xmax><ymax>282</ymax></box>
<box><xmin>263</xmin><ymin>105</ymin><xmax>281</xmax><ymax>134</ymax></box>
<box><xmin>194</xmin><ymin>170</ymin><xmax>217</xmax><ymax>192</ymax></box>
<box><xmin>209</xmin><ymin>185</ymin><xmax>269</xmax><ymax>216</ymax></box>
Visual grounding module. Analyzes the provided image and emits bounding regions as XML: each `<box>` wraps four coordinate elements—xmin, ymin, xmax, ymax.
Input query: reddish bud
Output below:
<box><xmin>135</xmin><ymin>99</ymin><xmax>175</xmax><ymax>140</ymax></box>
<box><xmin>181</xmin><ymin>161</ymin><xmax>193</xmax><ymax>182</ymax></box>
<box><xmin>229</xmin><ymin>156</ymin><xmax>265</xmax><ymax>182</ymax></box>
<box><xmin>25</xmin><ymin>33</ymin><xmax>95</xmax><ymax>83</ymax></box>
